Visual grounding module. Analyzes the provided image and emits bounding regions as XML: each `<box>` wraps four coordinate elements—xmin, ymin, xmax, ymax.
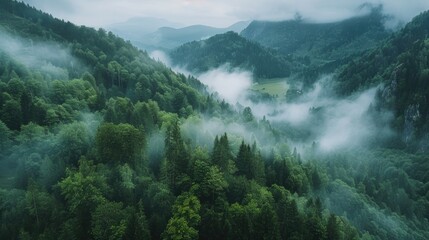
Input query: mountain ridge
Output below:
<box><xmin>241</xmin><ymin>7</ymin><xmax>391</xmax><ymax>68</ymax></box>
<box><xmin>169</xmin><ymin>31</ymin><xmax>291</xmax><ymax>79</ymax></box>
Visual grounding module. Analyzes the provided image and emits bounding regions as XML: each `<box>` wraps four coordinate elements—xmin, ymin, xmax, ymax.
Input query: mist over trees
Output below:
<box><xmin>0</xmin><ymin>1</ymin><xmax>429</xmax><ymax>240</ymax></box>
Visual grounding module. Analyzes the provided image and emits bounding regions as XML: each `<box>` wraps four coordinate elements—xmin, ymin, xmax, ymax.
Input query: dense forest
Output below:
<box><xmin>241</xmin><ymin>6</ymin><xmax>390</xmax><ymax>64</ymax></box>
<box><xmin>0</xmin><ymin>1</ymin><xmax>429</xmax><ymax>240</ymax></box>
<box><xmin>240</xmin><ymin>6</ymin><xmax>391</xmax><ymax>86</ymax></box>
<box><xmin>336</xmin><ymin>10</ymin><xmax>429</xmax><ymax>151</ymax></box>
<box><xmin>169</xmin><ymin>31</ymin><xmax>292</xmax><ymax>79</ymax></box>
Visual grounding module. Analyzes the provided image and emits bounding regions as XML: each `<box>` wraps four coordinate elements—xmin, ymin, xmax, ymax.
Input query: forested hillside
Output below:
<box><xmin>336</xmin><ymin>10</ymin><xmax>429</xmax><ymax>151</ymax></box>
<box><xmin>241</xmin><ymin>7</ymin><xmax>389</xmax><ymax>61</ymax></box>
<box><xmin>240</xmin><ymin>6</ymin><xmax>390</xmax><ymax>83</ymax></box>
<box><xmin>0</xmin><ymin>1</ymin><xmax>361</xmax><ymax>240</ymax></box>
<box><xmin>169</xmin><ymin>31</ymin><xmax>291</xmax><ymax>79</ymax></box>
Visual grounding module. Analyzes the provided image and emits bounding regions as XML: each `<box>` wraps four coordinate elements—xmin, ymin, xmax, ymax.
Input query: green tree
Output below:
<box><xmin>236</xmin><ymin>141</ymin><xmax>252</xmax><ymax>178</ymax></box>
<box><xmin>146</xmin><ymin>183</ymin><xmax>174</xmax><ymax>239</ymax></box>
<box><xmin>162</xmin><ymin>217</ymin><xmax>198</xmax><ymax>240</ymax></box>
<box><xmin>227</xmin><ymin>203</ymin><xmax>251</xmax><ymax>240</ymax></box>
<box><xmin>162</xmin><ymin>192</ymin><xmax>201</xmax><ymax>240</ymax></box>
<box><xmin>91</xmin><ymin>201</ymin><xmax>129</xmax><ymax>240</ymax></box>
<box><xmin>212</xmin><ymin>133</ymin><xmax>233</xmax><ymax>172</ymax></box>
<box><xmin>96</xmin><ymin>123</ymin><xmax>145</xmax><ymax>165</ymax></box>
<box><xmin>0</xmin><ymin>120</ymin><xmax>11</xmax><ymax>154</ymax></box>
<box><xmin>126</xmin><ymin>201</ymin><xmax>151</xmax><ymax>239</ymax></box>
<box><xmin>104</xmin><ymin>97</ymin><xmax>133</xmax><ymax>124</ymax></box>
<box><xmin>201</xmin><ymin>166</ymin><xmax>228</xmax><ymax>203</ymax></box>
<box><xmin>58</xmin><ymin>122</ymin><xmax>92</xmax><ymax>166</ymax></box>
<box><xmin>254</xmin><ymin>203</ymin><xmax>281</xmax><ymax>240</ymax></box>
<box><xmin>58</xmin><ymin>158</ymin><xmax>109</xmax><ymax>238</ymax></box>
<box><xmin>327</xmin><ymin>214</ymin><xmax>340</xmax><ymax>240</ymax></box>
<box><xmin>1</xmin><ymin>99</ymin><xmax>22</xmax><ymax>130</ymax></box>
<box><xmin>242</xmin><ymin>107</ymin><xmax>254</xmax><ymax>122</ymax></box>
<box><xmin>164</xmin><ymin>120</ymin><xmax>190</xmax><ymax>193</ymax></box>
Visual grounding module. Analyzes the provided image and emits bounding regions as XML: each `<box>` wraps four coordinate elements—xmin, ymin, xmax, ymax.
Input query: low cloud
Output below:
<box><xmin>148</xmin><ymin>50</ymin><xmax>393</xmax><ymax>153</ymax></box>
<box><xmin>198</xmin><ymin>67</ymin><xmax>252</xmax><ymax>105</ymax></box>
<box><xmin>0</xmin><ymin>28</ymin><xmax>80</xmax><ymax>79</ymax></box>
<box><xmin>187</xmin><ymin>66</ymin><xmax>393</xmax><ymax>152</ymax></box>
<box><xmin>22</xmin><ymin>0</ymin><xmax>429</xmax><ymax>28</ymax></box>
<box><xmin>149</xmin><ymin>50</ymin><xmax>172</xmax><ymax>66</ymax></box>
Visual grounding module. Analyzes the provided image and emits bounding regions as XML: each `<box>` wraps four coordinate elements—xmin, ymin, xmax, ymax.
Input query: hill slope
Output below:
<box><xmin>241</xmin><ymin>7</ymin><xmax>390</xmax><ymax>66</ymax></box>
<box><xmin>0</xmin><ymin>2</ymin><xmax>363</xmax><ymax>240</ymax></box>
<box><xmin>1</xmin><ymin>2</ymin><xmax>429</xmax><ymax>240</ymax></box>
<box><xmin>336</xmin><ymin>10</ymin><xmax>429</xmax><ymax>150</ymax></box>
<box><xmin>169</xmin><ymin>31</ymin><xmax>291</xmax><ymax>79</ymax></box>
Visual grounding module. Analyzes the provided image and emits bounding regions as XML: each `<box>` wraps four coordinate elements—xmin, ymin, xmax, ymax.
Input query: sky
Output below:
<box><xmin>21</xmin><ymin>0</ymin><xmax>429</xmax><ymax>28</ymax></box>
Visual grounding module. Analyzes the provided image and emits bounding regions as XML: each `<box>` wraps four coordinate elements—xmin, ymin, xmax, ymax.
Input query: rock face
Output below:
<box><xmin>403</xmin><ymin>104</ymin><xmax>420</xmax><ymax>143</ymax></box>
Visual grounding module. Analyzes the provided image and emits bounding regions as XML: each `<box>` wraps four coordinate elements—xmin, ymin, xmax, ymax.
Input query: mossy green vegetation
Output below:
<box><xmin>0</xmin><ymin>1</ymin><xmax>429</xmax><ymax>240</ymax></box>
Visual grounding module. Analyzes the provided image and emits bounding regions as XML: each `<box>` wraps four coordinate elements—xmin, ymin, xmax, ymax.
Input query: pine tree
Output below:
<box><xmin>327</xmin><ymin>214</ymin><xmax>340</xmax><ymax>240</ymax></box>
<box><xmin>212</xmin><ymin>133</ymin><xmax>233</xmax><ymax>171</ymax></box>
<box><xmin>165</xmin><ymin>120</ymin><xmax>189</xmax><ymax>194</ymax></box>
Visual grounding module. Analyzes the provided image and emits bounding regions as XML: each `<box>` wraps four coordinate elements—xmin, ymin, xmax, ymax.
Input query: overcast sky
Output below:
<box><xmin>22</xmin><ymin>0</ymin><xmax>429</xmax><ymax>28</ymax></box>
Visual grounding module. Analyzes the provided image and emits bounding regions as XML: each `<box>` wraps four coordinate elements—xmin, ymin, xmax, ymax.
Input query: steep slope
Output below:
<box><xmin>1</xmin><ymin>2</ymin><xmax>428</xmax><ymax>240</ymax></box>
<box><xmin>336</xmin><ymin>10</ymin><xmax>429</xmax><ymax>150</ymax></box>
<box><xmin>241</xmin><ymin>7</ymin><xmax>390</xmax><ymax>66</ymax></box>
<box><xmin>0</xmin><ymin>2</ymin><xmax>367</xmax><ymax>240</ymax></box>
<box><xmin>0</xmin><ymin>0</ymin><xmax>208</xmax><ymax>124</ymax></box>
<box><xmin>169</xmin><ymin>31</ymin><xmax>291</xmax><ymax>79</ymax></box>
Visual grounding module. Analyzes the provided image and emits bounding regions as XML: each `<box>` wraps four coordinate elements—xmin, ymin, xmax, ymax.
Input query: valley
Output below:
<box><xmin>1</xmin><ymin>1</ymin><xmax>429</xmax><ymax>240</ymax></box>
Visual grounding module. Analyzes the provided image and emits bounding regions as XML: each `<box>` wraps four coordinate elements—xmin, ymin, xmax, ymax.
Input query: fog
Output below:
<box><xmin>0</xmin><ymin>29</ymin><xmax>80</xmax><ymax>80</ymax></box>
<box><xmin>249</xmin><ymin>79</ymin><xmax>394</xmax><ymax>152</ymax></box>
<box><xmin>198</xmin><ymin>66</ymin><xmax>252</xmax><ymax>105</ymax></box>
<box><xmin>153</xmin><ymin>48</ymin><xmax>394</xmax><ymax>153</ymax></box>
<box><xmin>149</xmin><ymin>50</ymin><xmax>173</xmax><ymax>68</ymax></box>
<box><xmin>22</xmin><ymin>0</ymin><xmax>429</xmax><ymax>29</ymax></box>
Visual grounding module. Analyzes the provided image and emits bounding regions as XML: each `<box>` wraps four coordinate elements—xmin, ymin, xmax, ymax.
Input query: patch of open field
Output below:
<box><xmin>252</xmin><ymin>78</ymin><xmax>289</xmax><ymax>99</ymax></box>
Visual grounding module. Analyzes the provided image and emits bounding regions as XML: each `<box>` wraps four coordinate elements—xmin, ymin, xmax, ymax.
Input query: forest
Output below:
<box><xmin>169</xmin><ymin>31</ymin><xmax>292</xmax><ymax>79</ymax></box>
<box><xmin>0</xmin><ymin>1</ymin><xmax>429</xmax><ymax>240</ymax></box>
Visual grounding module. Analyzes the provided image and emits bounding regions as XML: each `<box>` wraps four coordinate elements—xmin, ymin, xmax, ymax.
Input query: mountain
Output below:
<box><xmin>241</xmin><ymin>7</ymin><xmax>391</xmax><ymax>67</ymax></box>
<box><xmin>0</xmin><ymin>2</ymin><xmax>362</xmax><ymax>240</ymax></box>
<box><xmin>169</xmin><ymin>31</ymin><xmax>291</xmax><ymax>79</ymax></box>
<box><xmin>1</xmin><ymin>1</ymin><xmax>429</xmax><ymax>240</ymax></box>
<box><xmin>106</xmin><ymin>17</ymin><xmax>184</xmax><ymax>41</ymax></box>
<box><xmin>336</xmin><ymin>10</ymin><xmax>429</xmax><ymax>150</ymax></box>
<box><xmin>132</xmin><ymin>21</ymin><xmax>250</xmax><ymax>51</ymax></box>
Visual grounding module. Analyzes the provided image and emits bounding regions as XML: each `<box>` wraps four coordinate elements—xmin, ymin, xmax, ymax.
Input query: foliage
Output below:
<box><xmin>0</xmin><ymin>2</ymin><xmax>428</xmax><ymax>240</ymax></box>
<box><xmin>335</xmin><ymin>10</ymin><xmax>429</xmax><ymax>149</ymax></box>
<box><xmin>170</xmin><ymin>31</ymin><xmax>291</xmax><ymax>79</ymax></box>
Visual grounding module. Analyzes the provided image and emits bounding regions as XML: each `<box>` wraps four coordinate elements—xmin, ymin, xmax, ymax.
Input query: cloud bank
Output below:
<box><xmin>22</xmin><ymin>0</ymin><xmax>429</xmax><ymax>28</ymax></box>
<box><xmin>184</xmin><ymin>64</ymin><xmax>392</xmax><ymax>152</ymax></box>
<box><xmin>0</xmin><ymin>28</ymin><xmax>79</xmax><ymax>79</ymax></box>
<box><xmin>198</xmin><ymin>67</ymin><xmax>252</xmax><ymax>104</ymax></box>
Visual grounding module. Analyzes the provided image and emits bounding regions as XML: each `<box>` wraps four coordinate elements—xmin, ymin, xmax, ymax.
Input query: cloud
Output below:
<box><xmin>21</xmin><ymin>0</ymin><xmax>429</xmax><ymax>28</ymax></box>
<box><xmin>0</xmin><ymin>28</ymin><xmax>80</xmax><ymax>79</ymax></box>
<box><xmin>145</xmin><ymin>50</ymin><xmax>394</xmax><ymax>153</ymax></box>
<box><xmin>190</xmin><ymin>67</ymin><xmax>393</xmax><ymax>152</ymax></box>
<box><xmin>149</xmin><ymin>50</ymin><xmax>172</xmax><ymax>66</ymax></box>
<box><xmin>198</xmin><ymin>67</ymin><xmax>252</xmax><ymax>105</ymax></box>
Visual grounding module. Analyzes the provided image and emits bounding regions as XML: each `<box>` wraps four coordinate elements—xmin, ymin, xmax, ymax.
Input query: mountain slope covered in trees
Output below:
<box><xmin>0</xmin><ymin>1</ymin><xmax>429</xmax><ymax>240</ymax></box>
<box><xmin>336</xmin><ymin>10</ymin><xmax>429</xmax><ymax>151</ymax></box>
<box><xmin>0</xmin><ymin>1</ymin><xmax>361</xmax><ymax>240</ymax></box>
<box><xmin>241</xmin><ymin>7</ymin><xmax>390</xmax><ymax>61</ymax></box>
<box><xmin>240</xmin><ymin>6</ymin><xmax>391</xmax><ymax>83</ymax></box>
<box><xmin>170</xmin><ymin>31</ymin><xmax>291</xmax><ymax>79</ymax></box>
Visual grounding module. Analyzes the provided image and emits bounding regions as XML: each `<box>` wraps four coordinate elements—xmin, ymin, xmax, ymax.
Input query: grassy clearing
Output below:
<box><xmin>252</xmin><ymin>78</ymin><xmax>289</xmax><ymax>99</ymax></box>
